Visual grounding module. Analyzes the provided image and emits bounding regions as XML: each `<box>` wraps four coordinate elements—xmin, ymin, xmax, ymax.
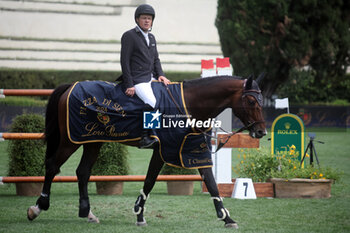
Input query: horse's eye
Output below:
<box><xmin>248</xmin><ymin>99</ymin><xmax>256</xmax><ymax>106</ymax></box>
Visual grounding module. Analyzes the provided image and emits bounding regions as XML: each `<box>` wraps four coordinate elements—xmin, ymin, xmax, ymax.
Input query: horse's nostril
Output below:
<box><xmin>256</xmin><ymin>129</ymin><xmax>266</xmax><ymax>137</ymax></box>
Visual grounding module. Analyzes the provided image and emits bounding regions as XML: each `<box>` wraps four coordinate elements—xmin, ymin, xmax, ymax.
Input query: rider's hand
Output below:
<box><xmin>158</xmin><ymin>76</ymin><xmax>171</xmax><ymax>86</ymax></box>
<box><xmin>125</xmin><ymin>87</ymin><xmax>135</xmax><ymax>97</ymax></box>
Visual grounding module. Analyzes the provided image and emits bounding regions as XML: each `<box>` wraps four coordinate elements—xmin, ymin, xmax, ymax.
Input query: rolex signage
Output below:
<box><xmin>271</xmin><ymin>114</ymin><xmax>305</xmax><ymax>161</ymax></box>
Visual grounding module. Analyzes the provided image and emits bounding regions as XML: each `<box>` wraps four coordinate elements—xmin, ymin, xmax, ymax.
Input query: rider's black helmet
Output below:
<box><xmin>134</xmin><ymin>4</ymin><xmax>155</xmax><ymax>23</ymax></box>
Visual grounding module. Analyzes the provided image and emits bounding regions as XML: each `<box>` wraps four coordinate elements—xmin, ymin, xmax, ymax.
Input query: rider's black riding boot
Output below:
<box><xmin>139</xmin><ymin>129</ymin><xmax>157</xmax><ymax>149</ymax></box>
<box><xmin>139</xmin><ymin>105</ymin><xmax>158</xmax><ymax>149</ymax></box>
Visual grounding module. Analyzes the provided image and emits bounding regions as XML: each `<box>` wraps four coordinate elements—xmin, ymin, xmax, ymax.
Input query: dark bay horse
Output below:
<box><xmin>27</xmin><ymin>75</ymin><xmax>266</xmax><ymax>228</ymax></box>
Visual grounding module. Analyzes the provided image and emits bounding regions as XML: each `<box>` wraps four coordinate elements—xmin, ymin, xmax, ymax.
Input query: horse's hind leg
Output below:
<box><xmin>76</xmin><ymin>142</ymin><xmax>102</xmax><ymax>223</ymax></box>
<box><xmin>28</xmin><ymin>142</ymin><xmax>79</xmax><ymax>221</ymax></box>
<box><xmin>199</xmin><ymin>168</ymin><xmax>238</xmax><ymax>229</ymax></box>
<box><xmin>133</xmin><ymin>147</ymin><xmax>164</xmax><ymax>226</ymax></box>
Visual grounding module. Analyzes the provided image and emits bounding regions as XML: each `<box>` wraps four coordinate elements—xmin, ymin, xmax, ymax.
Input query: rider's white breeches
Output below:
<box><xmin>134</xmin><ymin>80</ymin><xmax>156</xmax><ymax>109</ymax></box>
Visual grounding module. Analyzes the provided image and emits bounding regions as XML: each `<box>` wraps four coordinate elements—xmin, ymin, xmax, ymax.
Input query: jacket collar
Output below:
<box><xmin>134</xmin><ymin>26</ymin><xmax>151</xmax><ymax>47</ymax></box>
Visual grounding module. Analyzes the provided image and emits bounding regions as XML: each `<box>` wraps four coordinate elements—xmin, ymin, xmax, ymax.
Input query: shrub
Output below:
<box><xmin>91</xmin><ymin>142</ymin><xmax>129</xmax><ymax>175</ymax></box>
<box><xmin>271</xmin><ymin>154</ymin><xmax>342</xmax><ymax>182</ymax></box>
<box><xmin>234</xmin><ymin>148</ymin><xmax>279</xmax><ymax>182</ymax></box>
<box><xmin>234</xmin><ymin>147</ymin><xmax>342</xmax><ymax>182</ymax></box>
<box><xmin>7</xmin><ymin>114</ymin><xmax>45</xmax><ymax>176</ymax></box>
<box><xmin>160</xmin><ymin>164</ymin><xmax>197</xmax><ymax>175</ymax></box>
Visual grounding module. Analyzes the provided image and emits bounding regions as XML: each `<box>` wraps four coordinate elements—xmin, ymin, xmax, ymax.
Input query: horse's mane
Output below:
<box><xmin>183</xmin><ymin>75</ymin><xmax>243</xmax><ymax>88</ymax></box>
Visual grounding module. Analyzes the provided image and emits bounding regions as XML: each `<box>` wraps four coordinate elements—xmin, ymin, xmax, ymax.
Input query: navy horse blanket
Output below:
<box><xmin>67</xmin><ymin>80</ymin><xmax>212</xmax><ymax>169</ymax></box>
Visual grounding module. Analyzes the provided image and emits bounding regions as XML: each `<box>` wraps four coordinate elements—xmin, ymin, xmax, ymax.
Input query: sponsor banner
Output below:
<box><xmin>271</xmin><ymin>114</ymin><xmax>304</xmax><ymax>162</ymax></box>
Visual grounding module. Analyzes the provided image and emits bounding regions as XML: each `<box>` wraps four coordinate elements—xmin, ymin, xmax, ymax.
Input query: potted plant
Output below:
<box><xmin>91</xmin><ymin>142</ymin><xmax>129</xmax><ymax>195</ymax></box>
<box><xmin>160</xmin><ymin>164</ymin><xmax>197</xmax><ymax>195</ymax></box>
<box><xmin>269</xmin><ymin>147</ymin><xmax>341</xmax><ymax>198</ymax></box>
<box><xmin>7</xmin><ymin>114</ymin><xmax>45</xmax><ymax>196</ymax></box>
<box><xmin>234</xmin><ymin>147</ymin><xmax>342</xmax><ymax>198</ymax></box>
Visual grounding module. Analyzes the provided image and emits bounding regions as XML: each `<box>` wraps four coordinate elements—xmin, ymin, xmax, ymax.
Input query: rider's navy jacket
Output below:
<box><xmin>120</xmin><ymin>26</ymin><xmax>165</xmax><ymax>88</ymax></box>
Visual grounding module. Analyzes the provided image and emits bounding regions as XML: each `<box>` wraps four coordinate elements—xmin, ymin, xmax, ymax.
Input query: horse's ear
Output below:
<box><xmin>256</xmin><ymin>72</ymin><xmax>266</xmax><ymax>85</ymax></box>
<box><xmin>245</xmin><ymin>74</ymin><xmax>253</xmax><ymax>90</ymax></box>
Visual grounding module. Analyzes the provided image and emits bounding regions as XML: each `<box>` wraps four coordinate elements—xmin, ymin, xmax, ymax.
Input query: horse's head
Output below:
<box><xmin>231</xmin><ymin>75</ymin><xmax>266</xmax><ymax>138</ymax></box>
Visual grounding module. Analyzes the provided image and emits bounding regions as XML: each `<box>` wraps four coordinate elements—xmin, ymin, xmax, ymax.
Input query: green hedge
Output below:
<box><xmin>0</xmin><ymin>69</ymin><xmax>200</xmax><ymax>89</ymax></box>
<box><xmin>91</xmin><ymin>142</ymin><xmax>129</xmax><ymax>176</ymax></box>
<box><xmin>7</xmin><ymin>114</ymin><xmax>45</xmax><ymax>176</ymax></box>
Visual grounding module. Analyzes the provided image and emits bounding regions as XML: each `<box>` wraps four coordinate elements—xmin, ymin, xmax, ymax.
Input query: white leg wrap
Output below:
<box><xmin>217</xmin><ymin>208</ymin><xmax>230</xmax><ymax>220</ymax></box>
<box><xmin>133</xmin><ymin>207</ymin><xmax>146</xmax><ymax>215</ymax></box>
<box><xmin>140</xmin><ymin>189</ymin><xmax>149</xmax><ymax>201</ymax></box>
<box><xmin>218</xmin><ymin>208</ymin><xmax>227</xmax><ymax>220</ymax></box>
<box><xmin>40</xmin><ymin>193</ymin><xmax>49</xmax><ymax>198</ymax></box>
<box><xmin>211</xmin><ymin>196</ymin><xmax>223</xmax><ymax>202</ymax></box>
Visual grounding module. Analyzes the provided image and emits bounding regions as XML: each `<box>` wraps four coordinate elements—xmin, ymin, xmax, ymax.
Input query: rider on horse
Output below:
<box><xmin>120</xmin><ymin>4</ymin><xmax>171</xmax><ymax>149</ymax></box>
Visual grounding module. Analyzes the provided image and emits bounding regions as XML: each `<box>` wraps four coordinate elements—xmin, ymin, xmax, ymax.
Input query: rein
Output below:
<box><xmin>165</xmin><ymin>86</ymin><xmax>258</xmax><ymax>153</ymax></box>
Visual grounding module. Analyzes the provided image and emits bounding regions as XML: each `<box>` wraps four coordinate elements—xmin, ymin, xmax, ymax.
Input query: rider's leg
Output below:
<box><xmin>134</xmin><ymin>81</ymin><xmax>158</xmax><ymax>149</ymax></box>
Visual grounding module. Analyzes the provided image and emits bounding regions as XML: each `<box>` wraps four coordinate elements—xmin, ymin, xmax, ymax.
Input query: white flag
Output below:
<box><xmin>275</xmin><ymin>98</ymin><xmax>289</xmax><ymax>109</ymax></box>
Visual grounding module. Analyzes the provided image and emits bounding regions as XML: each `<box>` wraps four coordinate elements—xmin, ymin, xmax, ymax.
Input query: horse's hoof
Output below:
<box><xmin>135</xmin><ymin>218</ymin><xmax>147</xmax><ymax>227</ymax></box>
<box><xmin>225</xmin><ymin>222</ymin><xmax>238</xmax><ymax>229</ymax></box>
<box><xmin>27</xmin><ymin>205</ymin><xmax>41</xmax><ymax>221</ymax></box>
<box><xmin>87</xmin><ymin>210</ymin><xmax>100</xmax><ymax>223</ymax></box>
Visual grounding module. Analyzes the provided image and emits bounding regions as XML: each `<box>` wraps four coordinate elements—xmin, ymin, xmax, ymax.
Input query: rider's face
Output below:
<box><xmin>136</xmin><ymin>14</ymin><xmax>153</xmax><ymax>32</ymax></box>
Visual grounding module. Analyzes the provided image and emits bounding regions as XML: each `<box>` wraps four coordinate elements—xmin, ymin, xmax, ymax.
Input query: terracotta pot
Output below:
<box><xmin>269</xmin><ymin>178</ymin><xmax>332</xmax><ymax>198</ymax></box>
<box><xmin>95</xmin><ymin>182</ymin><xmax>123</xmax><ymax>195</ymax></box>
<box><xmin>16</xmin><ymin>183</ymin><xmax>43</xmax><ymax>196</ymax></box>
<box><xmin>167</xmin><ymin>181</ymin><xmax>194</xmax><ymax>195</ymax></box>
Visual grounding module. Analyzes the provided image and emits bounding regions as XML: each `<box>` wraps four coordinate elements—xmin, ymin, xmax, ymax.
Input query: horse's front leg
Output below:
<box><xmin>199</xmin><ymin>168</ymin><xmax>238</xmax><ymax>229</ymax></box>
<box><xmin>134</xmin><ymin>147</ymin><xmax>164</xmax><ymax>226</ymax></box>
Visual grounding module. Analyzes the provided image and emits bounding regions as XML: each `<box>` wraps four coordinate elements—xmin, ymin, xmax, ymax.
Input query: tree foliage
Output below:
<box><xmin>216</xmin><ymin>0</ymin><xmax>350</xmax><ymax>100</ymax></box>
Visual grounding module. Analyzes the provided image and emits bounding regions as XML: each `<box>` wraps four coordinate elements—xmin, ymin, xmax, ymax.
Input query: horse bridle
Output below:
<box><xmin>166</xmin><ymin>85</ymin><xmax>264</xmax><ymax>152</ymax></box>
<box><xmin>213</xmin><ymin>89</ymin><xmax>265</xmax><ymax>152</ymax></box>
<box><xmin>240</xmin><ymin>88</ymin><xmax>264</xmax><ymax>130</ymax></box>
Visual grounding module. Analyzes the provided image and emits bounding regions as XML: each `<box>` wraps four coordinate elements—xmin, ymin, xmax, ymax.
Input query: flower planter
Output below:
<box><xmin>16</xmin><ymin>183</ymin><xmax>43</xmax><ymax>196</ymax></box>
<box><xmin>167</xmin><ymin>181</ymin><xmax>194</xmax><ymax>195</ymax></box>
<box><xmin>269</xmin><ymin>178</ymin><xmax>332</xmax><ymax>198</ymax></box>
<box><xmin>95</xmin><ymin>182</ymin><xmax>123</xmax><ymax>195</ymax></box>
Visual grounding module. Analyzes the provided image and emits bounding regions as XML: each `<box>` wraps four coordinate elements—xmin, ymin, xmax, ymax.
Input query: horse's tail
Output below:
<box><xmin>45</xmin><ymin>83</ymin><xmax>71</xmax><ymax>162</ymax></box>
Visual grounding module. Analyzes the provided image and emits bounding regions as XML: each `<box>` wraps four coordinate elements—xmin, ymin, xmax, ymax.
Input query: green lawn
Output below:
<box><xmin>0</xmin><ymin>129</ymin><xmax>349</xmax><ymax>232</ymax></box>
